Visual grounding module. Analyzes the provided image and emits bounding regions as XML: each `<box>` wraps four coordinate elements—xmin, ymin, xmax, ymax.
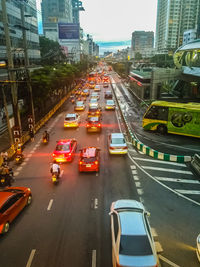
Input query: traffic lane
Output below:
<box><xmin>136</xmin><ymin>166</ymin><xmax>200</xmax><ymax>267</ymax></box>
<box><xmin>111</xmin><ymin>73</ymin><xmax>200</xmax><ymax>155</ymax></box>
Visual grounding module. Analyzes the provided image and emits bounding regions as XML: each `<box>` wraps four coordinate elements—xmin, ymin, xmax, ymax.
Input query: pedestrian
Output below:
<box><xmin>29</xmin><ymin>129</ymin><xmax>34</xmax><ymax>142</ymax></box>
<box><xmin>0</xmin><ymin>151</ymin><xmax>8</xmax><ymax>163</ymax></box>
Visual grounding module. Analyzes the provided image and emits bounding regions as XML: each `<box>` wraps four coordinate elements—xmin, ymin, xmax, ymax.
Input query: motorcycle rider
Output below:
<box><xmin>50</xmin><ymin>161</ymin><xmax>60</xmax><ymax>179</ymax></box>
<box><xmin>43</xmin><ymin>130</ymin><xmax>49</xmax><ymax>142</ymax></box>
<box><xmin>0</xmin><ymin>162</ymin><xmax>12</xmax><ymax>186</ymax></box>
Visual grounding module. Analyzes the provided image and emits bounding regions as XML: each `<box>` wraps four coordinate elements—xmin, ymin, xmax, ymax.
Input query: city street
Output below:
<box><xmin>0</xmin><ymin>77</ymin><xmax>199</xmax><ymax>267</ymax></box>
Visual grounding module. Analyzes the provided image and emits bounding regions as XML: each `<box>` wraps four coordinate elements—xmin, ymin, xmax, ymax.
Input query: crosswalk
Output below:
<box><xmin>128</xmin><ymin>147</ymin><xmax>200</xmax><ymax>204</ymax></box>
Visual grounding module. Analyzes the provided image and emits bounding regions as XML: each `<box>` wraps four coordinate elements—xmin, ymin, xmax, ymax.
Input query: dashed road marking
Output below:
<box><xmin>132</xmin><ymin>170</ymin><xmax>137</xmax><ymax>175</ymax></box>
<box><xmin>15</xmin><ymin>171</ymin><xmax>19</xmax><ymax>176</ymax></box>
<box><xmin>97</xmin><ymin>137</ymin><xmax>100</xmax><ymax>142</ymax></box>
<box><xmin>16</xmin><ymin>166</ymin><xmax>23</xmax><ymax>171</ymax></box>
<box><xmin>137</xmin><ymin>188</ymin><xmax>143</xmax><ymax>195</ymax></box>
<box><xmin>156</xmin><ymin>177</ymin><xmax>200</xmax><ymax>184</ymax></box>
<box><xmin>133</xmin><ymin>175</ymin><xmax>139</xmax><ymax>181</ymax></box>
<box><xmin>47</xmin><ymin>199</ymin><xmax>54</xmax><ymax>211</ymax></box>
<box><xmin>60</xmin><ymin>170</ymin><xmax>64</xmax><ymax>177</ymax></box>
<box><xmin>135</xmin><ymin>182</ymin><xmax>141</xmax><ymax>187</ymax></box>
<box><xmin>151</xmin><ymin>228</ymin><xmax>158</xmax><ymax>237</ymax></box>
<box><xmin>96</xmin><ymin>173</ymin><xmax>98</xmax><ymax>176</ymax></box>
<box><xmin>27</xmin><ymin>154</ymin><xmax>33</xmax><ymax>158</ymax></box>
<box><xmin>24</xmin><ymin>158</ymin><xmax>30</xmax><ymax>162</ymax></box>
<box><xmin>21</xmin><ymin>162</ymin><xmax>27</xmax><ymax>166</ymax></box>
<box><xmin>92</xmin><ymin>250</ymin><xmax>96</xmax><ymax>267</ymax></box>
<box><xmin>94</xmin><ymin>198</ymin><xmax>98</xmax><ymax>209</ymax></box>
<box><xmin>26</xmin><ymin>249</ymin><xmax>36</xmax><ymax>267</ymax></box>
<box><xmin>130</xmin><ymin>165</ymin><xmax>136</xmax><ymax>170</ymax></box>
<box><xmin>155</xmin><ymin>241</ymin><xmax>163</xmax><ymax>253</ymax></box>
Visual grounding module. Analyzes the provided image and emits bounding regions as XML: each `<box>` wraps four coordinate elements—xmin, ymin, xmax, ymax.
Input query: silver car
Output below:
<box><xmin>110</xmin><ymin>199</ymin><xmax>158</xmax><ymax>267</ymax></box>
<box><xmin>108</xmin><ymin>133</ymin><xmax>127</xmax><ymax>154</ymax></box>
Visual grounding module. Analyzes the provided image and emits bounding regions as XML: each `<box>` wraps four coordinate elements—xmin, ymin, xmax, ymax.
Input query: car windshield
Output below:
<box><xmin>82</xmin><ymin>157</ymin><xmax>96</xmax><ymax>163</ymax></box>
<box><xmin>56</xmin><ymin>144</ymin><xmax>70</xmax><ymax>151</ymax></box>
<box><xmin>111</xmin><ymin>138</ymin><xmax>125</xmax><ymax>144</ymax></box>
<box><xmin>88</xmin><ymin>117</ymin><xmax>99</xmax><ymax>122</ymax></box>
<box><xmin>120</xmin><ymin>235</ymin><xmax>153</xmax><ymax>256</ymax></box>
<box><xmin>90</xmin><ymin>99</ymin><xmax>98</xmax><ymax>103</ymax></box>
<box><xmin>76</xmin><ymin>101</ymin><xmax>83</xmax><ymax>106</ymax></box>
<box><xmin>65</xmin><ymin>116</ymin><xmax>75</xmax><ymax>121</ymax></box>
<box><xmin>107</xmin><ymin>100</ymin><xmax>114</xmax><ymax>105</ymax></box>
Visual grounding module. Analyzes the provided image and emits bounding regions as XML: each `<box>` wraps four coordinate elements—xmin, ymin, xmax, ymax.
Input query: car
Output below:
<box><xmin>110</xmin><ymin>199</ymin><xmax>158</xmax><ymax>267</ymax></box>
<box><xmin>0</xmin><ymin>187</ymin><xmax>32</xmax><ymax>234</ymax></box>
<box><xmin>91</xmin><ymin>92</ymin><xmax>100</xmax><ymax>100</ymax></box>
<box><xmin>105</xmin><ymin>99</ymin><xmax>115</xmax><ymax>110</ymax></box>
<box><xmin>79</xmin><ymin>147</ymin><xmax>100</xmax><ymax>172</ymax></box>
<box><xmin>89</xmin><ymin>81</ymin><xmax>95</xmax><ymax>89</ymax></box>
<box><xmin>86</xmin><ymin>116</ymin><xmax>102</xmax><ymax>132</ymax></box>
<box><xmin>108</xmin><ymin>133</ymin><xmax>127</xmax><ymax>154</ymax></box>
<box><xmin>104</xmin><ymin>90</ymin><xmax>112</xmax><ymax>99</ymax></box>
<box><xmin>103</xmin><ymin>83</ymin><xmax>109</xmax><ymax>88</ymax></box>
<box><xmin>89</xmin><ymin>98</ymin><xmax>98</xmax><ymax>106</ymax></box>
<box><xmin>74</xmin><ymin>101</ymin><xmax>85</xmax><ymax>111</ymax></box>
<box><xmin>94</xmin><ymin>85</ymin><xmax>101</xmax><ymax>92</ymax></box>
<box><xmin>88</xmin><ymin>104</ymin><xmax>102</xmax><ymax>117</ymax></box>
<box><xmin>64</xmin><ymin>113</ymin><xmax>80</xmax><ymax>128</ymax></box>
<box><xmin>52</xmin><ymin>139</ymin><xmax>77</xmax><ymax>162</ymax></box>
<box><xmin>82</xmin><ymin>89</ymin><xmax>89</xmax><ymax>96</ymax></box>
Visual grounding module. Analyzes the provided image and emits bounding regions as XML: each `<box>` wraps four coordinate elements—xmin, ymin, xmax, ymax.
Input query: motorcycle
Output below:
<box><xmin>15</xmin><ymin>154</ymin><xmax>24</xmax><ymax>164</ymax></box>
<box><xmin>43</xmin><ymin>137</ymin><xmax>48</xmax><ymax>144</ymax></box>
<box><xmin>52</xmin><ymin>172</ymin><xmax>59</xmax><ymax>184</ymax></box>
<box><xmin>0</xmin><ymin>174</ymin><xmax>14</xmax><ymax>187</ymax></box>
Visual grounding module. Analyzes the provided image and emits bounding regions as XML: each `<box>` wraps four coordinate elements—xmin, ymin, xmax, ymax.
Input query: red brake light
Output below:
<box><xmin>79</xmin><ymin>161</ymin><xmax>83</xmax><ymax>165</ymax></box>
<box><xmin>87</xmin><ymin>123</ymin><xmax>90</xmax><ymax>127</ymax></box>
<box><xmin>123</xmin><ymin>146</ymin><xmax>128</xmax><ymax>149</ymax></box>
<box><xmin>68</xmin><ymin>153</ymin><xmax>72</xmax><ymax>156</ymax></box>
<box><xmin>94</xmin><ymin>160</ymin><xmax>98</xmax><ymax>165</ymax></box>
<box><xmin>52</xmin><ymin>153</ymin><xmax>55</xmax><ymax>156</ymax></box>
<box><xmin>98</xmin><ymin>123</ymin><xmax>101</xmax><ymax>127</ymax></box>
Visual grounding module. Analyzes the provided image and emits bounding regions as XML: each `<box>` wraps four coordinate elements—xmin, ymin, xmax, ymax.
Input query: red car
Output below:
<box><xmin>0</xmin><ymin>187</ymin><xmax>32</xmax><ymax>234</ymax></box>
<box><xmin>52</xmin><ymin>139</ymin><xmax>77</xmax><ymax>162</ymax></box>
<box><xmin>79</xmin><ymin>147</ymin><xmax>100</xmax><ymax>172</ymax></box>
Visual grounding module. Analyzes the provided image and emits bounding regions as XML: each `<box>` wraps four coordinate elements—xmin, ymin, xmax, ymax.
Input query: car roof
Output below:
<box><xmin>119</xmin><ymin>211</ymin><xmax>146</xmax><ymax>236</ymax></box>
<box><xmin>66</xmin><ymin>113</ymin><xmax>76</xmax><ymax>118</ymax></box>
<box><xmin>113</xmin><ymin>199</ymin><xmax>144</xmax><ymax>210</ymax></box>
<box><xmin>111</xmin><ymin>133</ymin><xmax>124</xmax><ymax>138</ymax></box>
<box><xmin>76</xmin><ymin>101</ymin><xmax>84</xmax><ymax>104</ymax></box>
<box><xmin>106</xmin><ymin>100</ymin><xmax>114</xmax><ymax>103</ymax></box>
<box><xmin>81</xmin><ymin>147</ymin><xmax>97</xmax><ymax>157</ymax></box>
<box><xmin>0</xmin><ymin>192</ymin><xmax>14</xmax><ymax>207</ymax></box>
<box><xmin>57</xmin><ymin>139</ymin><xmax>72</xmax><ymax>145</ymax></box>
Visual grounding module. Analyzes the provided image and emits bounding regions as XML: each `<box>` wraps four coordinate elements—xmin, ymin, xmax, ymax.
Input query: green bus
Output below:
<box><xmin>143</xmin><ymin>101</ymin><xmax>200</xmax><ymax>138</ymax></box>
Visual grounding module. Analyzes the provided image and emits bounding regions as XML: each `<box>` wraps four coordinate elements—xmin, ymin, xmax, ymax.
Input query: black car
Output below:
<box><xmin>104</xmin><ymin>91</ymin><xmax>112</xmax><ymax>99</ymax></box>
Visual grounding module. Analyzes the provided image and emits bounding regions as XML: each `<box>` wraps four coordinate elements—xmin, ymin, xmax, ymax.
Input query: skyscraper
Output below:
<box><xmin>155</xmin><ymin>0</ymin><xmax>200</xmax><ymax>52</ymax></box>
<box><xmin>131</xmin><ymin>31</ymin><xmax>154</xmax><ymax>58</ymax></box>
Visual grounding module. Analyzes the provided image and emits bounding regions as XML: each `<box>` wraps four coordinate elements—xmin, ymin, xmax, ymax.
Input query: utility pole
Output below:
<box><xmin>1</xmin><ymin>84</ymin><xmax>14</xmax><ymax>145</ymax></box>
<box><xmin>1</xmin><ymin>0</ymin><xmax>22</xmax><ymax>132</ymax></box>
<box><xmin>20</xmin><ymin>2</ymin><xmax>35</xmax><ymax>124</ymax></box>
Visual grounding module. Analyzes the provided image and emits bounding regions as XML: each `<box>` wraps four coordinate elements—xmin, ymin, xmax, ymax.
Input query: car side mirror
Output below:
<box><xmin>145</xmin><ymin>211</ymin><xmax>150</xmax><ymax>216</ymax></box>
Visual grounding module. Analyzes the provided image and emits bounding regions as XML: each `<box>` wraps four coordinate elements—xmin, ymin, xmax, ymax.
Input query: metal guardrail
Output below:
<box><xmin>191</xmin><ymin>154</ymin><xmax>200</xmax><ymax>176</ymax></box>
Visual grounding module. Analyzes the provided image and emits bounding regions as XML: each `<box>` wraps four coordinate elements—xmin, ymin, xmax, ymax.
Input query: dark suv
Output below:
<box><xmin>104</xmin><ymin>91</ymin><xmax>112</xmax><ymax>99</ymax></box>
<box><xmin>79</xmin><ymin>147</ymin><xmax>100</xmax><ymax>172</ymax></box>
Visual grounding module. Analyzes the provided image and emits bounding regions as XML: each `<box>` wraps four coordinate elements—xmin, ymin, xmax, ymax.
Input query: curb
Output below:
<box><xmin>111</xmin><ymin>77</ymin><xmax>192</xmax><ymax>163</ymax></box>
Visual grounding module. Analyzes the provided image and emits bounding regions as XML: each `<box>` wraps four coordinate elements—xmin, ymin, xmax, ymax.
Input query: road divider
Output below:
<box><xmin>111</xmin><ymin>77</ymin><xmax>192</xmax><ymax>163</ymax></box>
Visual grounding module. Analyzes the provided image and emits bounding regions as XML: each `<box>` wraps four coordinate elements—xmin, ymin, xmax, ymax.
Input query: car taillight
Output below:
<box><xmin>87</xmin><ymin>123</ymin><xmax>90</xmax><ymax>127</ymax></box>
<box><xmin>98</xmin><ymin>123</ymin><xmax>101</xmax><ymax>127</ymax></box>
<box><xmin>110</xmin><ymin>147</ymin><xmax>114</xmax><ymax>150</ymax></box>
<box><xmin>94</xmin><ymin>161</ymin><xmax>98</xmax><ymax>165</ymax></box>
<box><xmin>123</xmin><ymin>146</ymin><xmax>128</xmax><ymax>149</ymax></box>
<box><xmin>68</xmin><ymin>153</ymin><xmax>71</xmax><ymax>156</ymax></box>
<box><xmin>79</xmin><ymin>161</ymin><xmax>83</xmax><ymax>165</ymax></box>
<box><xmin>52</xmin><ymin>153</ymin><xmax>56</xmax><ymax>157</ymax></box>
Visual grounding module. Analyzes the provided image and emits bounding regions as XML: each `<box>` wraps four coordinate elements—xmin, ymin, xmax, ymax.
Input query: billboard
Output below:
<box><xmin>58</xmin><ymin>23</ymin><xmax>79</xmax><ymax>40</ymax></box>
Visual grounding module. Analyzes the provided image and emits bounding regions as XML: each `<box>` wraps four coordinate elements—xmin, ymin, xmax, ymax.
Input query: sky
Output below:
<box><xmin>80</xmin><ymin>0</ymin><xmax>158</xmax><ymax>43</ymax></box>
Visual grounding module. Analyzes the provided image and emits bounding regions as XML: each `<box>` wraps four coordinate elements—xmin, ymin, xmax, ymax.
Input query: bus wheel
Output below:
<box><xmin>157</xmin><ymin>124</ymin><xmax>167</xmax><ymax>134</ymax></box>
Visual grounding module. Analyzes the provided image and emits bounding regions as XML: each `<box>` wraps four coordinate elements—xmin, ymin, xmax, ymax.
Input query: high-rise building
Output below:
<box><xmin>41</xmin><ymin>0</ymin><xmax>73</xmax><ymax>41</ymax></box>
<box><xmin>0</xmin><ymin>0</ymin><xmax>40</xmax><ymax>64</ymax></box>
<box><xmin>155</xmin><ymin>0</ymin><xmax>200</xmax><ymax>52</ymax></box>
<box><xmin>131</xmin><ymin>31</ymin><xmax>154</xmax><ymax>58</ymax></box>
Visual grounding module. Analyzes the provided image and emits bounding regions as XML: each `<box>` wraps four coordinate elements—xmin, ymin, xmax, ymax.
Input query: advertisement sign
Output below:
<box><xmin>58</xmin><ymin>23</ymin><xmax>79</xmax><ymax>40</ymax></box>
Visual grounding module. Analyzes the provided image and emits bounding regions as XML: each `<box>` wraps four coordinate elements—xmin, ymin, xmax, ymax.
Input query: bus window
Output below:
<box><xmin>145</xmin><ymin>106</ymin><xmax>168</xmax><ymax>120</ymax></box>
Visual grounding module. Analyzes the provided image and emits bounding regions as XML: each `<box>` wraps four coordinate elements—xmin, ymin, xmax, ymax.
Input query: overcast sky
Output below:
<box><xmin>80</xmin><ymin>0</ymin><xmax>158</xmax><ymax>42</ymax></box>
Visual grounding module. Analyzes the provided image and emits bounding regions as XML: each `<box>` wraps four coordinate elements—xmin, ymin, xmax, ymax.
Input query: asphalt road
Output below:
<box><xmin>0</xmin><ymin>75</ymin><xmax>199</xmax><ymax>267</ymax></box>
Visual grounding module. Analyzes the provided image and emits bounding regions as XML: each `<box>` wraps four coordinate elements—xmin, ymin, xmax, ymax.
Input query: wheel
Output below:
<box><xmin>26</xmin><ymin>195</ymin><xmax>32</xmax><ymax>205</ymax></box>
<box><xmin>157</xmin><ymin>124</ymin><xmax>167</xmax><ymax>134</ymax></box>
<box><xmin>3</xmin><ymin>222</ymin><xmax>9</xmax><ymax>234</ymax></box>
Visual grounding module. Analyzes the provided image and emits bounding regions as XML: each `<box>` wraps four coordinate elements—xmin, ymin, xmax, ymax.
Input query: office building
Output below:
<box><xmin>0</xmin><ymin>0</ymin><xmax>40</xmax><ymax>64</ymax></box>
<box><xmin>131</xmin><ymin>31</ymin><xmax>154</xmax><ymax>58</ymax></box>
<box><xmin>155</xmin><ymin>0</ymin><xmax>200</xmax><ymax>52</ymax></box>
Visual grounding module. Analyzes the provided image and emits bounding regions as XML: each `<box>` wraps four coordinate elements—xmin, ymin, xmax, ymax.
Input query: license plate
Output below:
<box><xmin>86</xmin><ymin>164</ymin><xmax>91</xmax><ymax>167</ymax></box>
<box><xmin>52</xmin><ymin>177</ymin><xmax>57</xmax><ymax>182</ymax></box>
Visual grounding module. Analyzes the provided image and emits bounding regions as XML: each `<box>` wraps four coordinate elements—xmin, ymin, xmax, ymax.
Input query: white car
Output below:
<box><xmin>89</xmin><ymin>98</ymin><xmax>98</xmax><ymax>106</ymax></box>
<box><xmin>91</xmin><ymin>92</ymin><xmax>100</xmax><ymax>100</ymax></box>
<box><xmin>105</xmin><ymin>99</ymin><xmax>115</xmax><ymax>110</ymax></box>
<box><xmin>110</xmin><ymin>199</ymin><xmax>158</xmax><ymax>267</ymax></box>
<box><xmin>108</xmin><ymin>133</ymin><xmax>127</xmax><ymax>154</ymax></box>
<box><xmin>74</xmin><ymin>101</ymin><xmax>85</xmax><ymax>111</ymax></box>
<box><xmin>64</xmin><ymin>113</ymin><xmax>80</xmax><ymax>128</ymax></box>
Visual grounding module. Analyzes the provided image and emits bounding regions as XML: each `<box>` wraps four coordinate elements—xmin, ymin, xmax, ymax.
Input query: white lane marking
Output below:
<box><xmin>132</xmin><ymin>170</ymin><xmax>137</xmax><ymax>175</ymax></box>
<box><xmin>175</xmin><ymin>190</ymin><xmax>200</xmax><ymax>195</ymax></box>
<box><xmin>92</xmin><ymin>250</ymin><xmax>96</xmax><ymax>267</ymax></box>
<box><xmin>155</xmin><ymin>241</ymin><xmax>163</xmax><ymax>253</ymax></box>
<box><xmin>155</xmin><ymin>177</ymin><xmax>200</xmax><ymax>184</ymax></box>
<box><xmin>137</xmin><ymin>189</ymin><xmax>143</xmax><ymax>195</ymax></box>
<box><xmin>151</xmin><ymin>228</ymin><xmax>158</xmax><ymax>237</ymax></box>
<box><xmin>142</xmin><ymin>166</ymin><xmax>192</xmax><ymax>174</ymax></box>
<box><xmin>26</xmin><ymin>249</ymin><xmax>36</xmax><ymax>267</ymax></box>
<box><xmin>15</xmin><ymin>171</ymin><xmax>19</xmax><ymax>176</ymax></box>
<box><xmin>139</xmin><ymin>197</ymin><xmax>144</xmax><ymax>203</ymax></box>
<box><xmin>27</xmin><ymin>154</ymin><xmax>32</xmax><ymax>158</ymax></box>
<box><xmin>47</xmin><ymin>199</ymin><xmax>54</xmax><ymax>210</ymax></box>
<box><xmin>24</xmin><ymin>158</ymin><xmax>30</xmax><ymax>162</ymax></box>
<box><xmin>159</xmin><ymin>255</ymin><xmax>180</xmax><ymax>267</ymax></box>
<box><xmin>132</xmin><ymin>157</ymin><xmax>186</xmax><ymax>167</ymax></box>
<box><xmin>94</xmin><ymin>198</ymin><xmax>98</xmax><ymax>209</ymax></box>
<box><xmin>60</xmin><ymin>170</ymin><xmax>64</xmax><ymax>178</ymax></box>
<box><xmin>16</xmin><ymin>166</ymin><xmax>23</xmax><ymax>171</ymax></box>
<box><xmin>96</xmin><ymin>173</ymin><xmax>98</xmax><ymax>176</ymax></box>
<box><xmin>133</xmin><ymin>175</ymin><xmax>139</xmax><ymax>181</ymax></box>
<box><xmin>130</xmin><ymin>165</ymin><xmax>136</xmax><ymax>170</ymax></box>
<box><xmin>128</xmin><ymin>153</ymin><xmax>200</xmax><ymax>207</ymax></box>
<box><xmin>21</xmin><ymin>162</ymin><xmax>27</xmax><ymax>166</ymax></box>
<box><xmin>30</xmin><ymin>150</ymin><xmax>35</xmax><ymax>154</ymax></box>
<box><xmin>97</xmin><ymin>137</ymin><xmax>100</xmax><ymax>142</ymax></box>
<box><xmin>135</xmin><ymin>182</ymin><xmax>141</xmax><ymax>187</ymax></box>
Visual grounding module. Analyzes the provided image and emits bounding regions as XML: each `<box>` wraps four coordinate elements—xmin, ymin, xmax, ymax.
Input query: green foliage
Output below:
<box><xmin>135</xmin><ymin>52</ymin><xmax>142</xmax><ymax>60</ymax></box>
<box><xmin>150</xmin><ymin>54</ymin><xmax>175</xmax><ymax>68</ymax></box>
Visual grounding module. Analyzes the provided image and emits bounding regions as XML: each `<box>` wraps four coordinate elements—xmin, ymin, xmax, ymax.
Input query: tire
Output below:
<box><xmin>3</xmin><ymin>222</ymin><xmax>9</xmax><ymax>234</ymax></box>
<box><xmin>26</xmin><ymin>195</ymin><xmax>32</xmax><ymax>205</ymax></box>
<box><xmin>157</xmin><ymin>124</ymin><xmax>167</xmax><ymax>134</ymax></box>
